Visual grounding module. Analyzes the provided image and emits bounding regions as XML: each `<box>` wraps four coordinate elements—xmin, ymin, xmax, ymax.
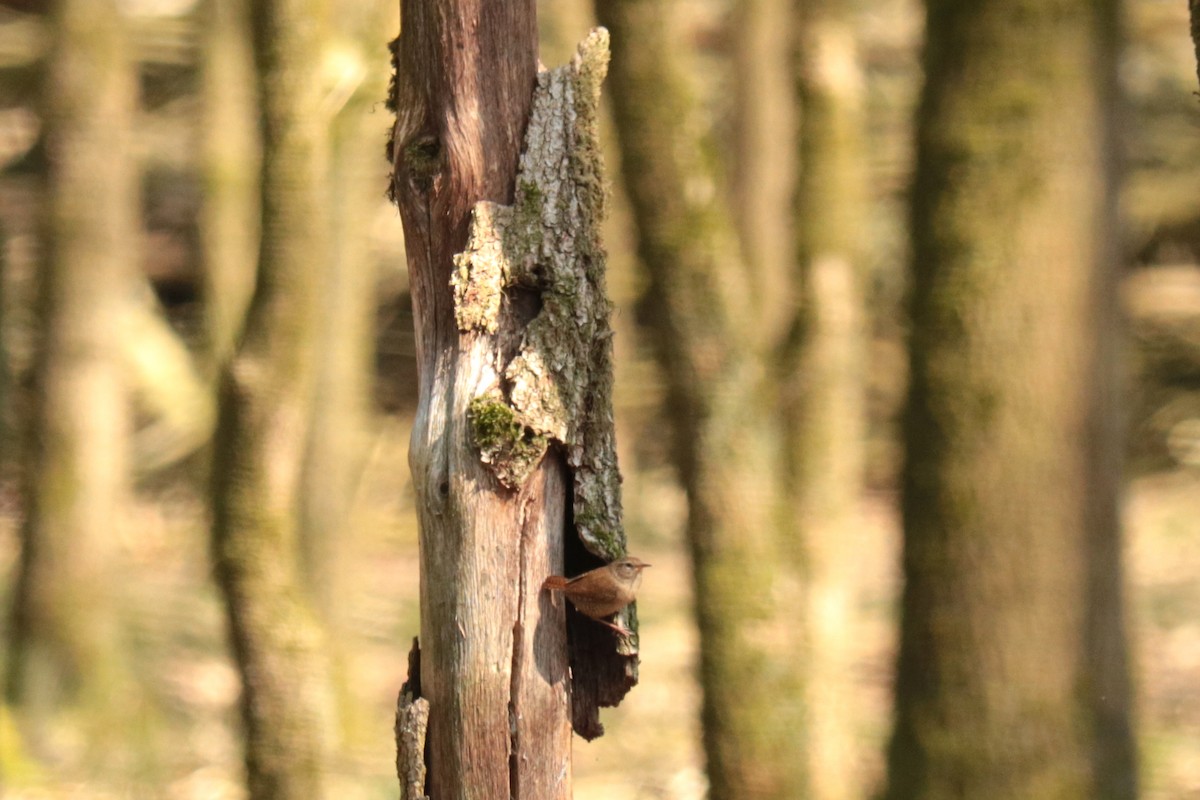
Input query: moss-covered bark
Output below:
<box><xmin>885</xmin><ymin>1</ymin><xmax>1136</xmax><ymax>797</ymax></box>
<box><xmin>4</xmin><ymin>0</ymin><xmax>136</xmax><ymax>748</ymax></box>
<box><xmin>209</xmin><ymin>1</ymin><xmax>335</xmax><ymax>797</ymax></box>
<box><xmin>596</xmin><ymin>2</ymin><xmax>805</xmax><ymax>797</ymax></box>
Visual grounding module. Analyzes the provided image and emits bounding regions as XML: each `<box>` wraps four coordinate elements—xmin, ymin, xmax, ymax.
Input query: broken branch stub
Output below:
<box><xmin>453</xmin><ymin>29</ymin><xmax>638</xmax><ymax>736</ymax></box>
<box><xmin>394</xmin><ymin>638</ymin><xmax>429</xmax><ymax>800</ymax></box>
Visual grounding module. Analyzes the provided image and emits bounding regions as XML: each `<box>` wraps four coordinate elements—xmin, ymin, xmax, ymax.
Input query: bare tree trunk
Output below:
<box><xmin>4</xmin><ymin>0</ymin><xmax>136</xmax><ymax>752</ymax></box>
<box><xmin>199</xmin><ymin>0</ymin><xmax>260</xmax><ymax>374</ymax></box>
<box><xmin>884</xmin><ymin>0</ymin><xmax>1137</xmax><ymax>797</ymax></box>
<box><xmin>732</xmin><ymin>0</ymin><xmax>795</xmax><ymax>337</ymax></box>
<box><xmin>298</xmin><ymin>0</ymin><xmax>388</xmax><ymax>623</ymax></box>
<box><xmin>784</xmin><ymin>3</ymin><xmax>869</xmax><ymax>797</ymax></box>
<box><xmin>1087</xmin><ymin>11</ymin><xmax>1138</xmax><ymax>795</ymax></box>
<box><xmin>296</xmin><ymin>0</ymin><xmax>391</xmax><ymax>759</ymax></box>
<box><xmin>389</xmin><ymin>5</ymin><xmax>632</xmax><ymax>795</ymax></box>
<box><xmin>209</xmin><ymin>1</ymin><xmax>335</xmax><ymax>797</ymax></box>
<box><xmin>596</xmin><ymin>2</ymin><xmax>806</xmax><ymax>797</ymax></box>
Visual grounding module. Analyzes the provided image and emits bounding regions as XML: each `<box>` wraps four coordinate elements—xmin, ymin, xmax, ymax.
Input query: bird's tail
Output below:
<box><xmin>541</xmin><ymin>575</ymin><xmax>569</xmax><ymax>592</ymax></box>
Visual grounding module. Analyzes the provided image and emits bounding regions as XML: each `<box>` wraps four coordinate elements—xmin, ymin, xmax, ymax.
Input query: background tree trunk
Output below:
<box><xmin>784</xmin><ymin>1</ymin><xmax>869</xmax><ymax>797</ymax></box>
<box><xmin>199</xmin><ymin>0</ymin><xmax>260</xmax><ymax>374</ymax></box>
<box><xmin>209</xmin><ymin>0</ymin><xmax>336</xmax><ymax>796</ymax></box>
<box><xmin>596</xmin><ymin>2</ymin><xmax>806</xmax><ymax>797</ymax></box>
<box><xmin>1086</xmin><ymin>8</ymin><xmax>1138</xmax><ymax>795</ymax></box>
<box><xmin>732</xmin><ymin>0</ymin><xmax>795</xmax><ymax>338</ymax></box>
<box><xmin>884</xmin><ymin>0</ymin><xmax>1137</xmax><ymax>797</ymax></box>
<box><xmin>4</xmin><ymin>0</ymin><xmax>136</xmax><ymax>754</ymax></box>
<box><xmin>297</xmin><ymin>0</ymin><xmax>388</xmax><ymax>626</ymax></box>
<box><xmin>297</xmin><ymin>0</ymin><xmax>391</xmax><ymax>757</ymax></box>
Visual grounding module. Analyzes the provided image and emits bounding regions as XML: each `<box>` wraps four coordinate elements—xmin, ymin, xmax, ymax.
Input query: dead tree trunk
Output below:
<box><xmin>388</xmin><ymin>7</ymin><xmax>634</xmax><ymax>797</ymax></box>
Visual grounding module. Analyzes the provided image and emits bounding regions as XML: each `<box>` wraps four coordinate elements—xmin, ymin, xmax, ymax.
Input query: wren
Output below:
<box><xmin>541</xmin><ymin>556</ymin><xmax>650</xmax><ymax>636</ymax></box>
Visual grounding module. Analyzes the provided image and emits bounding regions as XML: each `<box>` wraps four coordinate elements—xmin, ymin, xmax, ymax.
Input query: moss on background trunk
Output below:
<box><xmin>596</xmin><ymin>2</ymin><xmax>806</xmax><ymax>796</ymax></box>
<box><xmin>209</xmin><ymin>0</ymin><xmax>335</xmax><ymax>796</ymax></box>
<box><xmin>5</xmin><ymin>0</ymin><xmax>137</xmax><ymax>758</ymax></box>
<box><xmin>885</xmin><ymin>1</ymin><xmax>1137</xmax><ymax>797</ymax></box>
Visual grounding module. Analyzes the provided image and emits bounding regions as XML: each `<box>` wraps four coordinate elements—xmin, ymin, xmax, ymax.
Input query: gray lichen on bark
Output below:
<box><xmin>455</xmin><ymin>29</ymin><xmax>626</xmax><ymax>569</ymax></box>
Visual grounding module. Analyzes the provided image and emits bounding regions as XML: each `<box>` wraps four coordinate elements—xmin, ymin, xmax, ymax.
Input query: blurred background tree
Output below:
<box><xmin>883</xmin><ymin>0</ymin><xmax>1136</xmax><ymax>797</ymax></box>
<box><xmin>198</xmin><ymin>0</ymin><xmax>257</xmax><ymax>375</ymax></box>
<box><xmin>207</xmin><ymin>0</ymin><xmax>337</xmax><ymax>795</ymax></box>
<box><xmin>786</xmin><ymin>0</ymin><xmax>869</xmax><ymax>796</ymax></box>
<box><xmin>597</xmin><ymin>0</ymin><xmax>804</xmax><ymax>797</ymax></box>
<box><xmin>4</xmin><ymin>0</ymin><xmax>137</xmax><ymax>758</ymax></box>
<box><xmin>0</xmin><ymin>0</ymin><xmax>1197</xmax><ymax>797</ymax></box>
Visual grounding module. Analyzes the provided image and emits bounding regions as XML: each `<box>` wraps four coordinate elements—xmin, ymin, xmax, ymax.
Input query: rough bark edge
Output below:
<box><xmin>384</xmin><ymin>34</ymin><xmax>400</xmax><ymax>199</ymax></box>
<box><xmin>450</xmin><ymin>29</ymin><xmax>638</xmax><ymax>738</ymax></box>
<box><xmin>395</xmin><ymin>638</ymin><xmax>429</xmax><ymax>800</ymax></box>
<box><xmin>1191</xmin><ymin>0</ymin><xmax>1200</xmax><ymax>93</ymax></box>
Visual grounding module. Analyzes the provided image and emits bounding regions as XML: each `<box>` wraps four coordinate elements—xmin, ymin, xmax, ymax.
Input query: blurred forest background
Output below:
<box><xmin>0</xmin><ymin>0</ymin><xmax>1199</xmax><ymax>797</ymax></box>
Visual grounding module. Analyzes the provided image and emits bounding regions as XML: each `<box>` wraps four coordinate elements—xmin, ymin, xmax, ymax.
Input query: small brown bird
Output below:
<box><xmin>542</xmin><ymin>556</ymin><xmax>650</xmax><ymax>636</ymax></box>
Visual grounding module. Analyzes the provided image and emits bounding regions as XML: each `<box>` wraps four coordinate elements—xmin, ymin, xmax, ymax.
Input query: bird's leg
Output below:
<box><xmin>593</xmin><ymin>616</ymin><xmax>632</xmax><ymax>637</ymax></box>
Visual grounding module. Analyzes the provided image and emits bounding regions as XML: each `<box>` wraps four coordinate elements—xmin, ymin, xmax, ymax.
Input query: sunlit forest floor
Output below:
<box><xmin>0</xmin><ymin>421</ymin><xmax>1196</xmax><ymax>799</ymax></box>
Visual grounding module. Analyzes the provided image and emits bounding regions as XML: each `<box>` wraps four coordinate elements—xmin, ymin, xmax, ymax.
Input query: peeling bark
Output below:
<box><xmin>453</xmin><ymin>32</ymin><xmax>629</xmax><ymax>594</ymax></box>
<box><xmin>453</xmin><ymin>33</ymin><xmax>637</xmax><ymax>738</ymax></box>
